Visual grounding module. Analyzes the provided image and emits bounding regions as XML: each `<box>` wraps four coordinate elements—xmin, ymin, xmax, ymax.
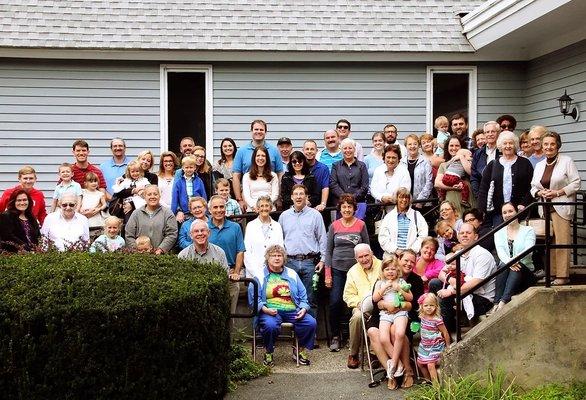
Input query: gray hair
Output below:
<box><xmin>264</xmin><ymin>244</ymin><xmax>287</xmax><ymax>265</ymax></box>
<box><xmin>483</xmin><ymin>120</ymin><xmax>501</xmax><ymax>133</ymax></box>
<box><xmin>496</xmin><ymin>130</ymin><xmax>519</xmax><ymax>151</ymax></box>
<box><xmin>354</xmin><ymin>243</ymin><xmax>372</xmax><ymax>257</ymax></box>
<box><xmin>190</xmin><ymin>218</ymin><xmax>210</xmax><ymax>233</ymax></box>
<box><xmin>340</xmin><ymin>137</ymin><xmax>356</xmax><ymax>149</ymax></box>
<box><xmin>256</xmin><ymin>195</ymin><xmax>273</xmax><ymax>208</ymax></box>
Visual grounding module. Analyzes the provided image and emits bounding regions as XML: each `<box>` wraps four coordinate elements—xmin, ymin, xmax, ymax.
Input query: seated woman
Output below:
<box><xmin>279</xmin><ymin>151</ymin><xmax>320</xmax><ymax>210</ymax></box>
<box><xmin>378</xmin><ymin>187</ymin><xmax>428</xmax><ymax>259</ymax></box>
<box><xmin>490</xmin><ymin>202</ymin><xmax>536</xmax><ymax>314</ymax></box>
<box><xmin>125</xmin><ymin>185</ymin><xmax>178</xmax><ymax>254</ymax></box>
<box><xmin>248</xmin><ymin>244</ymin><xmax>317</xmax><ymax>367</ymax></box>
<box><xmin>414</xmin><ymin>237</ymin><xmax>444</xmax><ymax>291</ymax></box>
<box><xmin>40</xmin><ymin>193</ymin><xmax>89</xmax><ymax>251</ymax></box>
<box><xmin>0</xmin><ymin>189</ymin><xmax>41</xmax><ymax>253</ymax></box>
<box><xmin>177</xmin><ymin>197</ymin><xmax>209</xmax><ymax>250</ymax></box>
<box><xmin>244</xmin><ymin>196</ymin><xmax>284</xmax><ymax>280</ymax></box>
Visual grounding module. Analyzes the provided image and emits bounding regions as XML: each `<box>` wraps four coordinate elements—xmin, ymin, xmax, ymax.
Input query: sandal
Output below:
<box><xmin>402</xmin><ymin>373</ymin><xmax>414</xmax><ymax>388</ymax></box>
<box><xmin>387</xmin><ymin>377</ymin><xmax>399</xmax><ymax>390</ymax></box>
<box><xmin>551</xmin><ymin>278</ymin><xmax>570</xmax><ymax>286</ymax></box>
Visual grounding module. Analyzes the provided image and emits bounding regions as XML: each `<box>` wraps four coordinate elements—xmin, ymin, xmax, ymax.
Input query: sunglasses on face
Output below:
<box><xmin>61</xmin><ymin>203</ymin><xmax>76</xmax><ymax>208</ymax></box>
<box><xmin>291</xmin><ymin>159</ymin><xmax>303</xmax><ymax>165</ymax></box>
<box><xmin>337</xmin><ymin>125</ymin><xmax>349</xmax><ymax>129</ymax></box>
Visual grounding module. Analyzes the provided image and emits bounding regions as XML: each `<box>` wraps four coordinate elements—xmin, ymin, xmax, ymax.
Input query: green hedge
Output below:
<box><xmin>0</xmin><ymin>252</ymin><xmax>230</xmax><ymax>400</ymax></box>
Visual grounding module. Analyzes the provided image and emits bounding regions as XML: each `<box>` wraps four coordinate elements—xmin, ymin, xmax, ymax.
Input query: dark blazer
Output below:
<box><xmin>0</xmin><ymin>211</ymin><xmax>40</xmax><ymax>253</ymax></box>
<box><xmin>280</xmin><ymin>173</ymin><xmax>321</xmax><ymax>210</ymax></box>
<box><xmin>477</xmin><ymin>156</ymin><xmax>534</xmax><ymax>214</ymax></box>
<box><xmin>471</xmin><ymin>145</ymin><xmax>501</xmax><ymax>195</ymax></box>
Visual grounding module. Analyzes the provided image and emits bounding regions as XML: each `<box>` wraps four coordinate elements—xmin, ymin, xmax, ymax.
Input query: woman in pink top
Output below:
<box><xmin>415</xmin><ymin>237</ymin><xmax>444</xmax><ymax>291</ymax></box>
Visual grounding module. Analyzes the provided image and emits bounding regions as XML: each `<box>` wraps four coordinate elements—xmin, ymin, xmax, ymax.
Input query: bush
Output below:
<box><xmin>228</xmin><ymin>344</ymin><xmax>270</xmax><ymax>392</ymax></box>
<box><xmin>0</xmin><ymin>252</ymin><xmax>231</xmax><ymax>399</ymax></box>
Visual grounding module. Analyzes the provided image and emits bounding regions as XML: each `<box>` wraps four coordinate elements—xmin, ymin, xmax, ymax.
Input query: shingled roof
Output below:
<box><xmin>0</xmin><ymin>0</ymin><xmax>486</xmax><ymax>53</ymax></box>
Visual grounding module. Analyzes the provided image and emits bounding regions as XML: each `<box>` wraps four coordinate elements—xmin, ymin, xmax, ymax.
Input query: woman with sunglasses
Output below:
<box><xmin>0</xmin><ymin>188</ymin><xmax>41</xmax><ymax>253</ymax></box>
<box><xmin>40</xmin><ymin>193</ymin><xmax>89</xmax><ymax>251</ymax></box>
<box><xmin>279</xmin><ymin>151</ymin><xmax>321</xmax><ymax>210</ymax></box>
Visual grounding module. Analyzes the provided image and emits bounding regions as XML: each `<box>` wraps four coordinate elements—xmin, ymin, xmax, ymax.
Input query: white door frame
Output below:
<box><xmin>160</xmin><ymin>64</ymin><xmax>214</xmax><ymax>159</ymax></box>
<box><xmin>426</xmin><ymin>66</ymin><xmax>477</xmax><ymax>137</ymax></box>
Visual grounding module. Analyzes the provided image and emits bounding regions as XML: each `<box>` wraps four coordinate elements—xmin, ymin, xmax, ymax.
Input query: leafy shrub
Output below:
<box><xmin>228</xmin><ymin>344</ymin><xmax>270</xmax><ymax>392</ymax></box>
<box><xmin>0</xmin><ymin>252</ymin><xmax>230</xmax><ymax>399</ymax></box>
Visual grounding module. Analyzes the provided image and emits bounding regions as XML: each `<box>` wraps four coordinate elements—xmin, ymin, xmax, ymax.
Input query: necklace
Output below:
<box><xmin>546</xmin><ymin>156</ymin><xmax>558</xmax><ymax>166</ymax></box>
<box><xmin>407</xmin><ymin>158</ymin><xmax>417</xmax><ymax>165</ymax></box>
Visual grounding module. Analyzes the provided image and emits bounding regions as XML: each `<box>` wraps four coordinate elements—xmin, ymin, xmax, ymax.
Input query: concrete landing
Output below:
<box><xmin>443</xmin><ymin>286</ymin><xmax>586</xmax><ymax>387</ymax></box>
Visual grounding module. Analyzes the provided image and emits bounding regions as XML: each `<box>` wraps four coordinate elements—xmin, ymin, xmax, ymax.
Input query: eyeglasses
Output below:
<box><xmin>194</xmin><ymin>155</ymin><xmax>205</xmax><ymax>159</ymax></box>
<box><xmin>61</xmin><ymin>203</ymin><xmax>76</xmax><ymax>208</ymax></box>
<box><xmin>291</xmin><ymin>159</ymin><xmax>303</xmax><ymax>165</ymax></box>
<box><xmin>501</xmin><ymin>124</ymin><xmax>511</xmax><ymax>129</ymax></box>
<box><xmin>337</xmin><ymin>125</ymin><xmax>349</xmax><ymax>130</ymax></box>
<box><xmin>464</xmin><ymin>217</ymin><xmax>477</xmax><ymax>223</ymax></box>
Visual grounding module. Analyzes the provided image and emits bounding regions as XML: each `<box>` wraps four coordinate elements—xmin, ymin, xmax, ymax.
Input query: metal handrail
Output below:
<box><xmin>230</xmin><ymin>277</ymin><xmax>258</xmax><ymax>319</ymax></box>
<box><xmin>449</xmin><ymin>199</ymin><xmax>586</xmax><ymax>341</ymax></box>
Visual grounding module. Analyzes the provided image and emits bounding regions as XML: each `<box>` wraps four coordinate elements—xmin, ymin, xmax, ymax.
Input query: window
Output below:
<box><xmin>426</xmin><ymin>66</ymin><xmax>477</xmax><ymax>138</ymax></box>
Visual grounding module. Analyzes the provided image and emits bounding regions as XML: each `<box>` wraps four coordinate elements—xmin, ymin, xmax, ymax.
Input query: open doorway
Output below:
<box><xmin>160</xmin><ymin>65</ymin><xmax>213</xmax><ymax>157</ymax></box>
<box><xmin>426</xmin><ymin>66</ymin><xmax>477</xmax><ymax>138</ymax></box>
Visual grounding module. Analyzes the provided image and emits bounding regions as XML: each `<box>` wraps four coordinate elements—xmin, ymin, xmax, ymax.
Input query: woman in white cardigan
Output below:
<box><xmin>491</xmin><ymin>202</ymin><xmax>536</xmax><ymax>314</ymax></box>
<box><xmin>378</xmin><ymin>187</ymin><xmax>428</xmax><ymax>259</ymax></box>
<box><xmin>370</xmin><ymin>144</ymin><xmax>411</xmax><ymax>212</ymax></box>
<box><xmin>530</xmin><ymin>131</ymin><xmax>581</xmax><ymax>285</ymax></box>
<box><xmin>243</xmin><ymin>196</ymin><xmax>284</xmax><ymax>280</ymax></box>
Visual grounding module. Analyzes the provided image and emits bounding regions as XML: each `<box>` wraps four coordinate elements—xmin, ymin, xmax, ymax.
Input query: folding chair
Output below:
<box><xmin>252</xmin><ymin>321</ymin><xmax>300</xmax><ymax>367</ymax></box>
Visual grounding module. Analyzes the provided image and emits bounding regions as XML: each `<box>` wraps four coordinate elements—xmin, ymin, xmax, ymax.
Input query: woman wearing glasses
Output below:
<box><xmin>40</xmin><ymin>193</ymin><xmax>89</xmax><ymax>251</ymax></box>
<box><xmin>157</xmin><ymin>151</ymin><xmax>179</xmax><ymax>208</ymax></box>
<box><xmin>192</xmin><ymin>146</ymin><xmax>214</xmax><ymax>200</ymax></box>
<box><xmin>0</xmin><ymin>189</ymin><xmax>41</xmax><ymax>253</ymax></box>
<box><xmin>279</xmin><ymin>151</ymin><xmax>321</xmax><ymax>210</ymax></box>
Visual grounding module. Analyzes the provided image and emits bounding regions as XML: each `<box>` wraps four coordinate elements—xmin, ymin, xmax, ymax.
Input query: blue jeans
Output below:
<box><xmin>286</xmin><ymin>259</ymin><xmax>317</xmax><ymax>316</ymax></box>
<box><xmin>328</xmin><ymin>268</ymin><xmax>349</xmax><ymax>337</ymax></box>
<box><xmin>494</xmin><ymin>262</ymin><xmax>535</xmax><ymax>303</ymax></box>
<box><xmin>258</xmin><ymin>310</ymin><xmax>317</xmax><ymax>353</ymax></box>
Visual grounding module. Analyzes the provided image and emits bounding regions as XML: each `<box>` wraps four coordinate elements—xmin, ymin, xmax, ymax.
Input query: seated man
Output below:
<box><xmin>248</xmin><ymin>244</ymin><xmax>317</xmax><ymax>367</ymax></box>
<box><xmin>342</xmin><ymin>243</ymin><xmax>382</xmax><ymax>369</ymax></box>
<box><xmin>428</xmin><ymin>223</ymin><xmax>496</xmax><ymax>333</ymax></box>
<box><xmin>366</xmin><ymin>250</ymin><xmax>424</xmax><ymax>389</ymax></box>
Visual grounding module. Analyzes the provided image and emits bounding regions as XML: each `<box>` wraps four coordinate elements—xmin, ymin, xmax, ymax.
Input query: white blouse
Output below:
<box><xmin>242</xmin><ymin>172</ymin><xmax>279</xmax><ymax>212</ymax></box>
<box><xmin>243</xmin><ymin>217</ymin><xmax>284</xmax><ymax>280</ymax></box>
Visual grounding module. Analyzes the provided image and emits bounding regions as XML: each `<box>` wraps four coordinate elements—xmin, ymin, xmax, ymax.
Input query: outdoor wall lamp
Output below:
<box><xmin>558</xmin><ymin>90</ymin><xmax>579</xmax><ymax>120</ymax></box>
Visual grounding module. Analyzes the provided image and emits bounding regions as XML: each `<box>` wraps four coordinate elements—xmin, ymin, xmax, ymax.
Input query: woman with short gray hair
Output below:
<box><xmin>477</xmin><ymin>130</ymin><xmax>534</xmax><ymax>227</ymax></box>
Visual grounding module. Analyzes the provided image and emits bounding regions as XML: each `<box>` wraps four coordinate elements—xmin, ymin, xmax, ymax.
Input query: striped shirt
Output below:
<box><xmin>396</xmin><ymin>213</ymin><xmax>410</xmax><ymax>250</ymax></box>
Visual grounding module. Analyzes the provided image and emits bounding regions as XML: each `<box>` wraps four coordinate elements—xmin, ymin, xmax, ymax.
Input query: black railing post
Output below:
<box><xmin>544</xmin><ymin>199</ymin><xmax>551</xmax><ymax>288</ymax></box>
<box><xmin>455</xmin><ymin>257</ymin><xmax>462</xmax><ymax>342</ymax></box>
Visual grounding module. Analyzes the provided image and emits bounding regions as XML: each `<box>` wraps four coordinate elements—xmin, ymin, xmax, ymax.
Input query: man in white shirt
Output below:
<box><xmin>433</xmin><ymin>223</ymin><xmax>496</xmax><ymax>333</ymax></box>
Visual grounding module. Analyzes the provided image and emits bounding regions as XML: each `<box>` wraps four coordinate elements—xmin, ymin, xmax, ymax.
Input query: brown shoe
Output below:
<box><xmin>402</xmin><ymin>373</ymin><xmax>414</xmax><ymax>388</ymax></box>
<box><xmin>387</xmin><ymin>377</ymin><xmax>399</xmax><ymax>390</ymax></box>
<box><xmin>347</xmin><ymin>354</ymin><xmax>360</xmax><ymax>369</ymax></box>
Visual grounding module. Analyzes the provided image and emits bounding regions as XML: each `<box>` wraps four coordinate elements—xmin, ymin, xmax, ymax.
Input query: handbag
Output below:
<box><xmin>522</xmin><ymin>217</ymin><xmax>552</xmax><ymax>238</ymax></box>
<box><xmin>107</xmin><ymin>196</ymin><xmax>125</xmax><ymax>219</ymax></box>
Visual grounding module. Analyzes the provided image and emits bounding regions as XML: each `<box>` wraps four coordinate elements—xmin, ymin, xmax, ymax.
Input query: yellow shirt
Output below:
<box><xmin>343</xmin><ymin>257</ymin><xmax>382</xmax><ymax>308</ymax></box>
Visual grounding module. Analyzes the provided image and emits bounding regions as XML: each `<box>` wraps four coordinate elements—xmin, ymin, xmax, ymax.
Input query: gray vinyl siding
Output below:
<box><xmin>212</xmin><ymin>63</ymin><xmax>429</xmax><ymax>155</ymax></box>
<box><xmin>524</xmin><ymin>40</ymin><xmax>586</xmax><ymax>265</ymax></box>
<box><xmin>0</xmin><ymin>60</ymin><xmax>161</xmax><ymax>196</ymax></box>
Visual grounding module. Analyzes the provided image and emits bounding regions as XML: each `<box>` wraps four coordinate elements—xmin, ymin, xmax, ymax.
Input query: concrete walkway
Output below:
<box><xmin>226</xmin><ymin>342</ymin><xmax>409</xmax><ymax>399</ymax></box>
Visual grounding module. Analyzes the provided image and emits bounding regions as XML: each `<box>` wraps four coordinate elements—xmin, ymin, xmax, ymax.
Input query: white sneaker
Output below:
<box><xmin>386</xmin><ymin>359</ymin><xmax>396</xmax><ymax>378</ymax></box>
<box><xmin>393</xmin><ymin>361</ymin><xmax>404</xmax><ymax>377</ymax></box>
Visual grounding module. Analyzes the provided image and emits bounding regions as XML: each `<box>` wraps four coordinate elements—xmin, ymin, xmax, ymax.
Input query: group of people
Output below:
<box><xmin>0</xmin><ymin>114</ymin><xmax>580</xmax><ymax>388</ymax></box>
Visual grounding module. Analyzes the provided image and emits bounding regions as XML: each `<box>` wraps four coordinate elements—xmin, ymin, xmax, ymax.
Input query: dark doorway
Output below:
<box><xmin>167</xmin><ymin>72</ymin><xmax>206</xmax><ymax>153</ymax></box>
<box><xmin>432</xmin><ymin>73</ymin><xmax>469</xmax><ymax>136</ymax></box>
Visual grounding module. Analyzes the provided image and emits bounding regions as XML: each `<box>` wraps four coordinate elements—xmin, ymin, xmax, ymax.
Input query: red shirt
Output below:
<box><xmin>71</xmin><ymin>163</ymin><xmax>106</xmax><ymax>189</ymax></box>
<box><xmin>0</xmin><ymin>185</ymin><xmax>47</xmax><ymax>224</ymax></box>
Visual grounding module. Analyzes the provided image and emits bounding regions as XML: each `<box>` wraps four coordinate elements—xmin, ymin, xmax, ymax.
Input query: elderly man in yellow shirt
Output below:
<box><xmin>342</xmin><ymin>243</ymin><xmax>382</xmax><ymax>369</ymax></box>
